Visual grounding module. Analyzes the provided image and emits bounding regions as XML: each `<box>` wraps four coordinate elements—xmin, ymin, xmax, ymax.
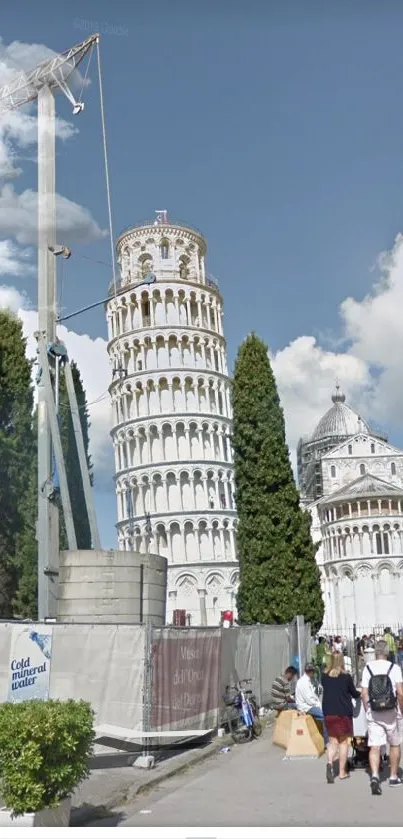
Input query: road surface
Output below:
<box><xmin>89</xmin><ymin>727</ymin><xmax>403</xmax><ymax>828</ymax></box>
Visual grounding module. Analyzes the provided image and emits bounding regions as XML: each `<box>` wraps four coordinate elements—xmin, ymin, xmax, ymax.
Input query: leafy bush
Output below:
<box><xmin>0</xmin><ymin>699</ymin><xmax>95</xmax><ymax>817</ymax></box>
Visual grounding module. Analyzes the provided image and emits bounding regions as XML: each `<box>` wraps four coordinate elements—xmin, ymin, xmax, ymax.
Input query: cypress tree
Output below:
<box><xmin>13</xmin><ymin>358</ymin><xmax>93</xmax><ymax>616</ymax></box>
<box><xmin>13</xmin><ymin>430</ymin><xmax>38</xmax><ymax>619</ymax></box>
<box><xmin>232</xmin><ymin>333</ymin><xmax>324</xmax><ymax>631</ymax></box>
<box><xmin>0</xmin><ymin>310</ymin><xmax>35</xmax><ymax>616</ymax></box>
<box><xmin>58</xmin><ymin>360</ymin><xmax>93</xmax><ymax>550</ymax></box>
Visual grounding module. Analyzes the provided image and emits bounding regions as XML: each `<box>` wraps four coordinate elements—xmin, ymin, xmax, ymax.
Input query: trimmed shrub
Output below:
<box><xmin>0</xmin><ymin>699</ymin><xmax>95</xmax><ymax>817</ymax></box>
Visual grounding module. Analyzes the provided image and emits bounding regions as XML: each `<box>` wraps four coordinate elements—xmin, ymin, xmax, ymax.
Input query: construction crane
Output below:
<box><xmin>0</xmin><ymin>35</ymin><xmax>101</xmax><ymax>620</ymax></box>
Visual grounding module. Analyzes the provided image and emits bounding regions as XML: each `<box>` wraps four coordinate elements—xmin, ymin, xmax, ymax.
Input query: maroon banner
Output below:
<box><xmin>151</xmin><ymin>629</ymin><xmax>221</xmax><ymax>730</ymax></box>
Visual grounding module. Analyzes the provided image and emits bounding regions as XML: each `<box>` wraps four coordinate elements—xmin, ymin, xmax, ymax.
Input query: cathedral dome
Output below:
<box><xmin>311</xmin><ymin>385</ymin><xmax>370</xmax><ymax>442</ymax></box>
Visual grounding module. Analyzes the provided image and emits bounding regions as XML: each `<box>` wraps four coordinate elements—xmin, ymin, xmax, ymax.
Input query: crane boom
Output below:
<box><xmin>0</xmin><ymin>33</ymin><xmax>98</xmax><ymax>114</ymax></box>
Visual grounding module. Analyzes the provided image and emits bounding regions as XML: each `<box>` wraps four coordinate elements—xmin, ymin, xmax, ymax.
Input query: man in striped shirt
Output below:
<box><xmin>271</xmin><ymin>666</ymin><xmax>298</xmax><ymax>711</ymax></box>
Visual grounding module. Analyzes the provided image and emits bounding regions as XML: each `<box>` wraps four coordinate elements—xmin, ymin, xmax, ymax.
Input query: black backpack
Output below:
<box><xmin>367</xmin><ymin>663</ymin><xmax>396</xmax><ymax>712</ymax></box>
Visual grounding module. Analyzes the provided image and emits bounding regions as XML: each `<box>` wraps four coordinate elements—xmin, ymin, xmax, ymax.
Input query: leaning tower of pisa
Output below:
<box><xmin>105</xmin><ymin>213</ymin><xmax>238</xmax><ymax>626</ymax></box>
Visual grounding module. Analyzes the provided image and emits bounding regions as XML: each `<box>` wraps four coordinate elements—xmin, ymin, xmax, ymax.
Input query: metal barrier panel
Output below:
<box><xmin>220</xmin><ymin>626</ymin><xmax>258</xmax><ymax>706</ymax></box>
<box><xmin>0</xmin><ymin>622</ymin><xmax>146</xmax><ymax>730</ymax></box>
<box><xmin>150</xmin><ymin>627</ymin><xmax>221</xmax><ymax>732</ymax></box>
<box><xmin>258</xmin><ymin>626</ymin><xmax>290</xmax><ymax>705</ymax></box>
<box><xmin>50</xmin><ymin>623</ymin><xmax>146</xmax><ymax>729</ymax></box>
<box><xmin>220</xmin><ymin>625</ymin><xmax>291</xmax><ymax>712</ymax></box>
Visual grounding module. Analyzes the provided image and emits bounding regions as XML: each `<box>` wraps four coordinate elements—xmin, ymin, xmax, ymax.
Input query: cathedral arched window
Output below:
<box><xmin>371</xmin><ymin>443</ymin><xmax>375</xmax><ymax>454</ymax></box>
<box><xmin>360</xmin><ymin>463</ymin><xmax>366</xmax><ymax>476</ymax></box>
<box><xmin>348</xmin><ymin>445</ymin><xmax>352</xmax><ymax>455</ymax></box>
<box><xmin>383</xmin><ymin>531</ymin><xmax>390</xmax><ymax>555</ymax></box>
<box><xmin>330</xmin><ymin>465</ymin><xmax>336</xmax><ymax>478</ymax></box>
<box><xmin>391</xmin><ymin>462</ymin><xmax>396</xmax><ymax>477</ymax></box>
<box><xmin>160</xmin><ymin>239</ymin><xmax>169</xmax><ymax>260</ymax></box>
<box><xmin>375</xmin><ymin>532</ymin><xmax>382</xmax><ymax>554</ymax></box>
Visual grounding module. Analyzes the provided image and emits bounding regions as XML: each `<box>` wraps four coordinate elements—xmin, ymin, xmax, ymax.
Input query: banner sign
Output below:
<box><xmin>7</xmin><ymin>624</ymin><xmax>53</xmax><ymax>703</ymax></box>
<box><xmin>151</xmin><ymin>629</ymin><xmax>221</xmax><ymax>730</ymax></box>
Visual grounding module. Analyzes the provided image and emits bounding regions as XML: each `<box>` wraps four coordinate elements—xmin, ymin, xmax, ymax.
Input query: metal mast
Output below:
<box><xmin>0</xmin><ymin>34</ymin><xmax>99</xmax><ymax>619</ymax></box>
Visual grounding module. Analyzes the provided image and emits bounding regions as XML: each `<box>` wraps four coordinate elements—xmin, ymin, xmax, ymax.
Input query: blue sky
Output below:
<box><xmin>2</xmin><ymin>0</ymin><xmax>403</xmax><ymax>545</ymax></box>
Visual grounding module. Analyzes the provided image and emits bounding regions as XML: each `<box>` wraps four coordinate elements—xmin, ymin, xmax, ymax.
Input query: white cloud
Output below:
<box><xmin>339</xmin><ymin>233</ymin><xmax>403</xmax><ymax>429</ymax></box>
<box><xmin>272</xmin><ymin>336</ymin><xmax>371</xmax><ymax>458</ymax></box>
<box><xmin>0</xmin><ymin>240</ymin><xmax>34</xmax><ymax>277</ymax></box>
<box><xmin>268</xmin><ymin>233</ymin><xmax>403</xmax><ymax>459</ymax></box>
<box><xmin>0</xmin><ymin>184</ymin><xmax>107</xmax><ymax>245</ymax></box>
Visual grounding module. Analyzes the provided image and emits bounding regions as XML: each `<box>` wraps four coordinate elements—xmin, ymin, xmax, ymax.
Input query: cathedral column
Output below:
<box><xmin>185</xmin><ymin>297</ymin><xmax>191</xmax><ymax>326</ymax></box>
<box><xmin>371</xmin><ymin>573</ymin><xmax>379</xmax><ymax>624</ymax></box>
<box><xmin>185</xmin><ymin>426</ymin><xmax>191</xmax><ymax>459</ymax></box>
<box><xmin>200</xmin><ymin>340</ymin><xmax>207</xmax><ymax>366</ymax></box>
<box><xmin>207</xmin><ymin>525</ymin><xmax>214</xmax><ymax>559</ymax></box>
<box><xmin>223</xmin><ymin>478</ymin><xmax>230</xmax><ymax>508</ymax></box>
<box><xmin>219</xmin><ymin>526</ymin><xmax>226</xmax><ymax>560</ymax></box>
<box><xmin>202</xmin><ymin>476</ymin><xmax>209</xmax><ymax>508</ymax></box>
<box><xmin>218</xmin><ymin>431</ymin><xmax>225</xmax><ymax>461</ymax></box>
<box><xmin>229</xmin><ymin>528</ymin><xmax>236</xmax><ymax>560</ymax></box>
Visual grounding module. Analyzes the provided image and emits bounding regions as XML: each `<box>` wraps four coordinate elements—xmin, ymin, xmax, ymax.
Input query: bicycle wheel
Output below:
<box><xmin>249</xmin><ymin>698</ymin><xmax>263</xmax><ymax>737</ymax></box>
<box><xmin>252</xmin><ymin>718</ymin><xmax>263</xmax><ymax>737</ymax></box>
<box><xmin>226</xmin><ymin>706</ymin><xmax>253</xmax><ymax>744</ymax></box>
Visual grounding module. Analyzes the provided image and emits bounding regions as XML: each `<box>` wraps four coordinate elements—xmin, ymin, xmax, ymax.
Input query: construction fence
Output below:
<box><xmin>0</xmin><ymin>617</ymin><xmax>309</xmax><ymax>739</ymax></box>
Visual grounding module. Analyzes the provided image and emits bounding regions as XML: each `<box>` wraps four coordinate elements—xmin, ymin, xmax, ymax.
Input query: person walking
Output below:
<box><xmin>361</xmin><ymin>639</ymin><xmax>403</xmax><ymax>795</ymax></box>
<box><xmin>321</xmin><ymin>652</ymin><xmax>361</xmax><ymax>784</ymax></box>
<box><xmin>384</xmin><ymin>628</ymin><xmax>397</xmax><ymax>664</ymax></box>
<box><xmin>295</xmin><ymin>663</ymin><xmax>328</xmax><ymax>745</ymax></box>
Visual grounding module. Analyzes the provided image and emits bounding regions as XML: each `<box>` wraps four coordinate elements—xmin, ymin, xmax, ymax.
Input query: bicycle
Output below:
<box><xmin>224</xmin><ymin>679</ymin><xmax>263</xmax><ymax>744</ymax></box>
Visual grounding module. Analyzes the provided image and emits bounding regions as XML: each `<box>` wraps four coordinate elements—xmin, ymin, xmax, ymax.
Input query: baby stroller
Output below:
<box><xmin>350</xmin><ymin>697</ymin><xmax>369</xmax><ymax>770</ymax></box>
<box><xmin>349</xmin><ymin>734</ymin><xmax>370</xmax><ymax>770</ymax></box>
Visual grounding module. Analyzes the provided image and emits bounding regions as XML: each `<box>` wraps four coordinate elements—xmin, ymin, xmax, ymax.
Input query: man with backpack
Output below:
<box><xmin>361</xmin><ymin>639</ymin><xmax>403</xmax><ymax>795</ymax></box>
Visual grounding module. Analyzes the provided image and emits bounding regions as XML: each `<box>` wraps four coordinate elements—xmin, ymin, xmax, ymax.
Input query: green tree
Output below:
<box><xmin>13</xmin><ymin>359</ymin><xmax>93</xmax><ymax>617</ymax></box>
<box><xmin>13</xmin><ymin>426</ymin><xmax>38</xmax><ymax>619</ymax></box>
<box><xmin>0</xmin><ymin>310</ymin><xmax>35</xmax><ymax>616</ymax></box>
<box><xmin>232</xmin><ymin>333</ymin><xmax>324</xmax><ymax>631</ymax></box>
<box><xmin>58</xmin><ymin>360</ymin><xmax>93</xmax><ymax>550</ymax></box>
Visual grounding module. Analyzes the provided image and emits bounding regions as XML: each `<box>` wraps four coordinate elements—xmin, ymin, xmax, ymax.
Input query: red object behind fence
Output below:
<box><xmin>221</xmin><ymin>610</ymin><xmax>234</xmax><ymax>626</ymax></box>
<box><xmin>172</xmin><ymin>609</ymin><xmax>186</xmax><ymax>627</ymax></box>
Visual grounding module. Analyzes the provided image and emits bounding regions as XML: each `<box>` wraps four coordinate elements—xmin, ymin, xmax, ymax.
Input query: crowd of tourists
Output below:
<box><xmin>315</xmin><ymin>628</ymin><xmax>403</xmax><ymax>672</ymax></box>
<box><xmin>271</xmin><ymin>633</ymin><xmax>403</xmax><ymax>795</ymax></box>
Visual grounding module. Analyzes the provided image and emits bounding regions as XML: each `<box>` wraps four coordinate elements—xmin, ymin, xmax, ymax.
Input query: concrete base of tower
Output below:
<box><xmin>165</xmin><ymin>561</ymin><xmax>239</xmax><ymax>627</ymax></box>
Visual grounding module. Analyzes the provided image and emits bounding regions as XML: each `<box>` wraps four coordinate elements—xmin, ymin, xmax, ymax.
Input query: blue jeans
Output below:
<box><xmin>308</xmin><ymin>706</ymin><xmax>328</xmax><ymax>745</ymax></box>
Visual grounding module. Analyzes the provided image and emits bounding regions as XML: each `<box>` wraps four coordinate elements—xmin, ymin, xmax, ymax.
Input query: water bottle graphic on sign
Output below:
<box><xmin>29</xmin><ymin>631</ymin><xmax>51</xmax><ymax>660</ymax></box>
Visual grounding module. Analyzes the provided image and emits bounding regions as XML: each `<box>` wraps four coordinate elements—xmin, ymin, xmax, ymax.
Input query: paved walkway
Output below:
<box><xmin>89</xmin><ymin>729</ymin><xmax>403</xmax><ymax>827</ymax></box>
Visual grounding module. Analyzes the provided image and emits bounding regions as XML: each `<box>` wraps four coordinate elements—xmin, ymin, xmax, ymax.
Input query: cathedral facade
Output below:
<box><xmin>298</xmin><ymin>387</ymin><xmax>403</xmax><ymax>633</ymax></box>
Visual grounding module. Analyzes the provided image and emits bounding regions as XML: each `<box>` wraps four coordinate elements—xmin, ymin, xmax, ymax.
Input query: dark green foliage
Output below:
<box><xmin>232</xmin><ymin>333</ymin><xmax>324</xmax><ymax>631</ymax></box>
<box><xmin>58</xmin><ymin>360</ymin><xmax>93</xmax><ymax>550</ymax></box>
<box><xmin>0</xmin><ymin>699</ymin><xmax>94</xmax><ymax>816</ymax></box>
<box><xmin>12</xmin><ymin>421</ymin><xmax>38</xmax><ymax>619</ymax></box>
<box><xmin>0</xmin><ymin>311</ymin><xmax>35</xmax><ymax>616</ymax></box>
<box><xmin>13</xmin><ymin>355</ymin><xmax>93</xmax><ymax>617</ymax></box>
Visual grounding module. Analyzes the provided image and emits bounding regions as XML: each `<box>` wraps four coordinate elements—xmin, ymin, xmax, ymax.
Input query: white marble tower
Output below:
<box><xmin>106</xmin><ymin>213</ymin><xmax>238</xmax><ymax>625</ymax></box>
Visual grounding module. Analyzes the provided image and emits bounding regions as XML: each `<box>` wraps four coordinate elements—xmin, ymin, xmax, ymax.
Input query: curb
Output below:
<box><xmin>72</xmin><ymin>713</ymin><xmax>275</xmax><ymax>826</ymax></box>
